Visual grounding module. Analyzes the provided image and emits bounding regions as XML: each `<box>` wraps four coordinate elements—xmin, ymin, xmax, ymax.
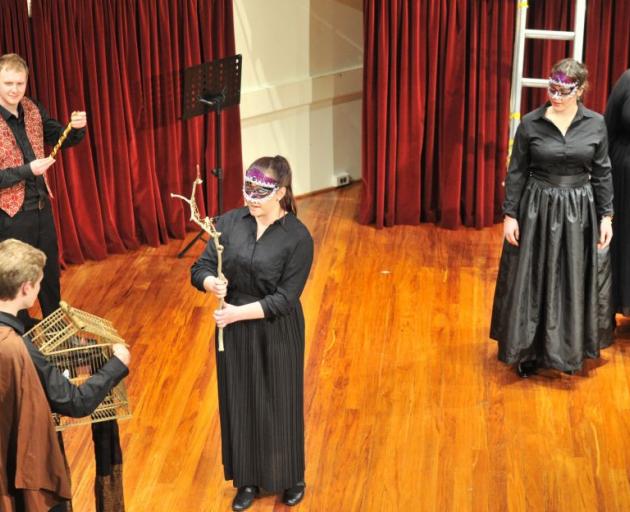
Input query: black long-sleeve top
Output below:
<box><xmin>0</xmin><ymin>100</ymin><xmax>85</xmax><ymax>210</ymax></box>
<box><xmin>0</xmin><ymin>312</ymin><xmax>128</xmax><ymax>418</ymax></box>
<box><xmin>191</xmin><ymin>207</ymin><xmax>314</xmax><ymax>318</ymax></box>
<box><xmin>605</xmin><ymin>69</ymin><xmax>630</xmax><ymax>150</ymax></box>
<box><xmin>503</xmin><ymin>102</ymin><xmax>614</xmax><ymax>219</ymax></box>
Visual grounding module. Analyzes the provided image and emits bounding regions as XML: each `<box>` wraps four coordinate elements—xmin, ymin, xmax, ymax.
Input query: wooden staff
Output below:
<box><xmin>49</xmin><ymin>116</ymin><xmax>75</xmax><ymax>158</ymax></box>
<box><xmin>171</xmin><ymin>168</ymin><xmax>226</xmax><ymax>351</ymax></box>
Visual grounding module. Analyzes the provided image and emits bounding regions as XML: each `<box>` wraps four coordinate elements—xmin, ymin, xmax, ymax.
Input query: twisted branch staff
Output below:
<box><xmin>171</xmin><ymin>174</ymin><xmax>226</xmax><ymax>351</ymax></box>
<box><xmin>49</xmin><ymin>116</ymin><xmax>75</xmax><ymax>158</ymax></box>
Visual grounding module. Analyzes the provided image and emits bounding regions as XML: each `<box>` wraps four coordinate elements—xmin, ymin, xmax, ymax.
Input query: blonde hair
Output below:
<box><xmin>0</xmin><ymin>239</ymin><xmax>45</xmax><ymax>300</ymax></box>
<box><xmin>0</xmin><ymin>53</ymin><xmax>29</xmax><ymax>75</ymax></box>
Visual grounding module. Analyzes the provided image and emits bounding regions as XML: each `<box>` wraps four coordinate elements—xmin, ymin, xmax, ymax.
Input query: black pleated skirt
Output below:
<box><xmin>490</xmin><ymin>173</ymin><xmax>613</xmax><ymax>372</ymax></box>
<box><xmin>215</xmin><ymin>299</ymin><xmax>305</xmax><ymax>492</ymax></box>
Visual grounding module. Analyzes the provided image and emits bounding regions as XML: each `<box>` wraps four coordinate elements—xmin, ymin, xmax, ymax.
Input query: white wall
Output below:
<box><xmin>234</xmin><ymin>0</ymin><xmax>363</xmax><ymax>195</ymax></box>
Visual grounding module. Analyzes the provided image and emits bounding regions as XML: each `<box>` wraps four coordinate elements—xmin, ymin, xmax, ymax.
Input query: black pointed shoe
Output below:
<box><xmin>282</xmin><ymin>482</ymin><xmax>306</xmax><ymax>507</ymax></box>
<box><xmin>232</xmin><ymin>486</ymin><xmax>259</xmax><ymax>511</ymax></box>
<box><xmin>516</xmin><ymin>360</ymin><xmax>538</xmax><ymax>378</ymax></box>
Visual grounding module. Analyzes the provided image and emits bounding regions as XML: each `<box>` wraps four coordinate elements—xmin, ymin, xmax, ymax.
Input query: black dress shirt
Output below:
<box><xmin>0</xmin><ymin>312</ymin><xmax>128</xmax><ymax>418</ymax></box>
<box><xmin>191</xmin><ymin>207</ymin><xmax>314</xmax><ymax>318</ymax></box>
<box><xmin>504</xmin><ymin>102</ymin><xmax>614</xmax><ymax>219</ymax></box>
<box><xmin>0</xmin><ymin>100</ymin><xmax>85</xmax><ymax>210</ymax></box>
<box><xmin>605</xmin><ymin>69</ymin><xmax>630</xmax><ymax>149</ymax></box>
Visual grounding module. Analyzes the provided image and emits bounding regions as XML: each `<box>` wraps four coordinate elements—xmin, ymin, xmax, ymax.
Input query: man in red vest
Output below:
<box><xmin>0</xmin><ymin>53</ymin><xmax>87</xmax><ymax>328</ymax></box>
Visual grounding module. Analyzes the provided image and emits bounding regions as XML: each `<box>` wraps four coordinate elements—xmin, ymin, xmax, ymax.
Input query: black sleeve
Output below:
<box><xmin>604</xmin><ymin>70</ymin><xmax>630</xmax><ymax>144</ymax></box>
<box><xmin>36</xmin><ymin>101</ymin><xmax>86</xmax><ymax>149</ymax></box>
<box><xmin>589</xmin><ymin>119</ymin><xmax>614</xmax><ymax>218</ymax></box>
<box><xmin>190</xmin><ymin>214</ymin><xmax>227</xmax><ymax>291</ymax></box>
<box><xmin>0</xmin><ymin>164</ymin><xmax>32</xmax><ymax>189</ymax></box>
<box><xmin>502</xmin><ymin>121</ymin><xmax>530</xmax><ymax>218</ymax></box>
<box><xmin>23</xmin><ymin>336</ymin><xmax>129</xmax><ymax>418</ymax></box>
<box><xmin>259</xmin><ymin>232</ymin><xmax>314</xmax><ymax>318</ymax></box>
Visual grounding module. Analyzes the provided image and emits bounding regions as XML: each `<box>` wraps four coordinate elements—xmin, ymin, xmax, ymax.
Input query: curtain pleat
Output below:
<box><xmin>361</xmin><ymin>0</ymin><xmax>516</xmax><ymax>228</ymax></box>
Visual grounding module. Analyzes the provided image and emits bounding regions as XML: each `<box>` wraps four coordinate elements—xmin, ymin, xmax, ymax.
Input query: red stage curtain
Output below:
<box><xmin>361</xmin><ymin>0</ymin><xmax>516</xmax><ymax>228</ymax></box>
<box><xmin>581</xmin><ymin>0</ymin><xmax>630</xmax><ymax>111</ymax></box>
<box><xmin>17</xmin><ymin>0</ymin><xmax>243</xmax><ymax>264</ymax></box>
<box><xmin>361</xmin><ymin>0</ymin><xmax>630</xmax><ymax>228</ymax></box>
<box><xmin>0</xmin><ymin>1</ymin><xmax>34</xmax><ymax>74</ymax></box>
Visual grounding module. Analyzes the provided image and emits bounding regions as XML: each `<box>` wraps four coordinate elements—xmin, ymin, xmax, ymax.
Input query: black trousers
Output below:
<box><xmin>49</xmin><ymin>503</ymin><xmax>69</xmax><ymax>512</ymax></box>
<box><xmin>12</xmin><ymin>497</ymin><xmax>69</xmax><ymax>512</ymax></box>
<box><xmin>0</xmin><ymin>198</ymin><xmax>61</xmax><ymax>319</ymax></box>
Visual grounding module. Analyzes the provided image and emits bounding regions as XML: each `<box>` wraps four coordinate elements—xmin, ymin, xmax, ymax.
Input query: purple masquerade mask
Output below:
<box><xmin>243</xmin><ymin>167</ymin><xmax>279</xmax><ymax>204</ymax></box>
<box><xmin>245</xmin><ymin>167</ymin><xmax>278</xmax><ymax>187</ymax></box>
<box><xmin>549</xmin><ymin>71</ymin><xmax>577</xmax><ymax>86</ymax></box>
<box><xmin>547</xmin><ymin>71</ymin><xmax>578</xmax><ymax>99</ymax></box>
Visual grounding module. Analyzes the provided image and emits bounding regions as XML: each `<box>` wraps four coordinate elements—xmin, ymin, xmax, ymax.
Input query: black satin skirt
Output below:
<box><xmin>490</xmin><ymin>173</ymin><xmax>613</xmax><ymax>372</ymax></box>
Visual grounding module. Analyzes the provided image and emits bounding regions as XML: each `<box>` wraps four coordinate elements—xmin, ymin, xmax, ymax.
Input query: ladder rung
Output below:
<box><xmin>521</xmin><ymin>78</ymin><xmax>549</xmax><ymax>88</ymax></box>
<box><xmin>525</xmin><ymin>29</ymin><xmax>576</xmax><ymax>40</ymax></box>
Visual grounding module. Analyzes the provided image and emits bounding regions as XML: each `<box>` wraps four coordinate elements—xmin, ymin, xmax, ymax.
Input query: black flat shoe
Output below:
<box><xmin>232</xmin><ymin>486</ymin><xmax>259</xmax><ymax>511</ymax></box>
<box><xmin>516</xmin><ymin>360</ymin><xmax>537</xmax><ymax>378</ymax></box>
<box><xmin>282</xmin><ymin>482</ymin><xmax>306</xmax><ymax>507</ymax></box>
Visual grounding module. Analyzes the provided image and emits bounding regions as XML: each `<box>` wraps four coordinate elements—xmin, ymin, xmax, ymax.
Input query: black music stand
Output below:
<box><xmin>177</xmin><ymin>54</ymin><xmax>242</xmax><ymax>258</ymax></box>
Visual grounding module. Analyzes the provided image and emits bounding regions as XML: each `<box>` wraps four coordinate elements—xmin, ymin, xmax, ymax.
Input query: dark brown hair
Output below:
<box><xmin>247</xmin><ymin>155</ymin><xmax>297</xmax><ymax>215</ymax></box>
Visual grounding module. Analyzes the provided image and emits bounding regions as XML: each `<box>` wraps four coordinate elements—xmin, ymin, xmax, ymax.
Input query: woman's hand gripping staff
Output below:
<box><xmin>171</xmin><ymin>169</ymin><xmax>227</xmax><ymax>351</ymax></box>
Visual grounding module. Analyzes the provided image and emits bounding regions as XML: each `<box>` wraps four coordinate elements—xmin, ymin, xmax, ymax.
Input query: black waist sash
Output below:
<box><xmin>228</xmin><ymin>291</ymin><xmax>264</xmax><ymax>306</ymax></box>
<box><xmin>530</xmin><ymin>171</ymin><xmax>589</xmax><ymax>187</ymax></box>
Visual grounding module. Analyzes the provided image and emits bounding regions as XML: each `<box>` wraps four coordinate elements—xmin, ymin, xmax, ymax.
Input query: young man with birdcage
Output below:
<box><xmin>0</xmin><ymin>238</ymin><xmax>130</xmax><ymax>512</ymax></box>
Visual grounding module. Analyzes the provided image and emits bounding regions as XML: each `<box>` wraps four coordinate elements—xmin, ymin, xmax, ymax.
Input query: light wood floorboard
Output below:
<box><xmin>57</xmin><ymin>184</ymin><xmax>630</xmax><ymax>511</ymax></box>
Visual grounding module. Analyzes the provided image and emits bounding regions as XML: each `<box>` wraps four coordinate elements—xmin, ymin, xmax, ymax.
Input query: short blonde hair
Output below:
<box><xmin>0</xmin><ymin>53</ymin><xmax>29</xmax><ymax>75</ymax></box>
<box><xmin>0</xmin><ymin>239</ymin><xmax>45</xmax><ymax>300</ymax></box>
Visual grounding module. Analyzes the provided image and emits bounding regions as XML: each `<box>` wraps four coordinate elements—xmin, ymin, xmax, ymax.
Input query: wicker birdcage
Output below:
<box><xmin>26</xmin><ymin>301</ymin><xmax>132</xmax><ymax>431</ymax></box>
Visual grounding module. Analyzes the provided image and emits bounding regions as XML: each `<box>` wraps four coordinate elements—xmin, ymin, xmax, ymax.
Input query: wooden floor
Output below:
<box><xmin>58</xmin><ymin>184</ymin><xmax>630</xmax><ymax>512</ymax></box>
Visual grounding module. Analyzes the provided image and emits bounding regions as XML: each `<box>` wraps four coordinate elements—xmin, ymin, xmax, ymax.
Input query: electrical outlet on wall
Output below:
<box><xmin>333</xmin><ymin>172</ymin><xmax>351</xmax><ymax>188</ymax></box>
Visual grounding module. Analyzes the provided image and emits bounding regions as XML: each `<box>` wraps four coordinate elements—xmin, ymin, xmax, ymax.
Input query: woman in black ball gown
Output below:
<box><xmin>491</xmin><ymin>58</ymin><xmax>614</xmax><ymax>377</ymax></box>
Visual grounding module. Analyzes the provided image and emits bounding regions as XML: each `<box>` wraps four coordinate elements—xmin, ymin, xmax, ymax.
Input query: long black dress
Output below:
<box><xmin>490</xmin><ymin>103</ymin><xmax>614</xmax><ymax>372</ymax></box>
<box><xmin>605</xmin><ymin>70</ymin><xmax>630</xmax><ymax>316</ymax></box>
<box><xmin>191</xmin><ymin>207</ymin><xmax>313</xmax><ymax>492</ymax></box>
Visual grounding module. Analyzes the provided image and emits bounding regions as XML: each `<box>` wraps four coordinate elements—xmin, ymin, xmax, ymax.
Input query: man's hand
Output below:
<box><xmin>112</xmin><ymin>344</ymin><xmax>131</xmax><ymax>367</ymax></box>
<box><xmin>70</xmin><ymin>111</ymin><xmax>87</xmax><ymax>129</ymax></box>
<box><xmin>30</xmin><ymin>157</ymin><xmax>56</xmax><ymax>176</ymax></box>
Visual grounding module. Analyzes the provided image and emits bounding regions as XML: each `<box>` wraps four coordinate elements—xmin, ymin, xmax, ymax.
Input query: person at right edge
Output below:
<box><xmin>605</xmin><ymin>68</ymin><xmax>630</xmax><ymax>321</ymax></box>
<box><xmin>191</xmin><ymin>156</ymin><xmax>313</xmax><ymax>511</ymax></box>
<box><xmin>490</xmin><ymin>58</ymin><xmax>614</xmax><ymax>378</ymax></box>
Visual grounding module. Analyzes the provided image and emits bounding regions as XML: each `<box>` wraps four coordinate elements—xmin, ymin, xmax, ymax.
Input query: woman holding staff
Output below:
<box><xmin>191</xmin><ymin>155</ymin><xmax>313</xmax><ymax>510</ymax></box>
